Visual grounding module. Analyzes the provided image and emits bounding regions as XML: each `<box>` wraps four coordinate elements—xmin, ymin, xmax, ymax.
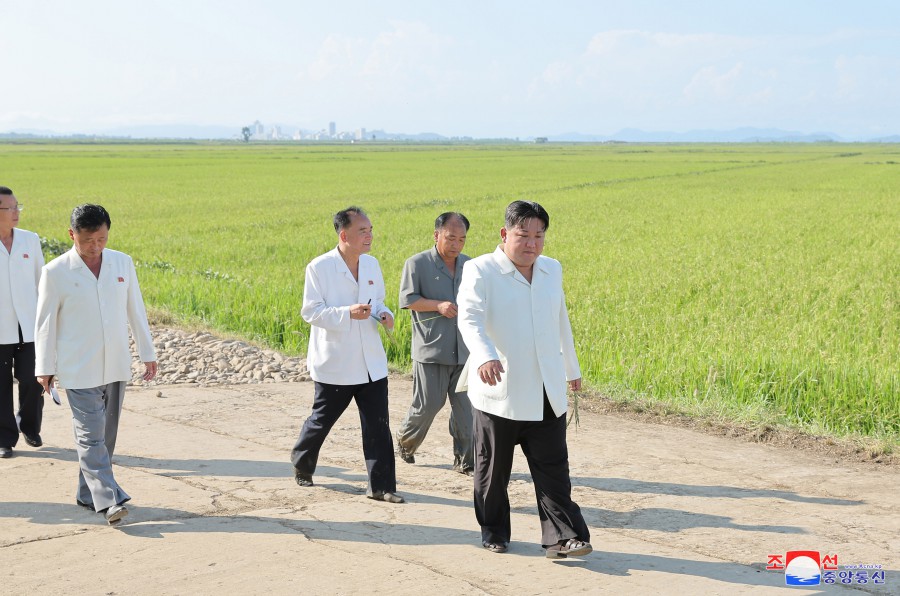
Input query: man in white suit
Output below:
<box><xmin>290</xmin><ymin>206</ymin><xmax>403</xmax><ymax>503</ymax></box>
<box><xmin>0</xmin><ymin>186</ymin><xmax>45</xmax><ymax>458</ymax></box>
<box><xmin>457</xmin><ymin>200</ymin><xmax>591</xmax><ymax>558</ymax></box>
<box><xmin>35</xmin><ymin>204</ymin><xmax>157</xmax><ymax>525</ymax></box>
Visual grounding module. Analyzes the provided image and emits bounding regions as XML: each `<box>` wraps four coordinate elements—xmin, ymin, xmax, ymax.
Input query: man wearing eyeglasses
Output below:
<box><xmin>0</xmin><ymin>186</ymin><xmax>45</xmax><ymax>459</ymax></box>
<box><xmin>34</xmin><ymin>204</ymin><xmax>157</xmax><ymax>525</ymax></box>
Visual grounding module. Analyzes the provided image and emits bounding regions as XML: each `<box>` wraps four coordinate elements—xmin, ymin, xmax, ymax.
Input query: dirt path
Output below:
<box><xmin>1</xmin><ymin>376</ymin><xmax>896</xmax><ymax>594</ymax></box>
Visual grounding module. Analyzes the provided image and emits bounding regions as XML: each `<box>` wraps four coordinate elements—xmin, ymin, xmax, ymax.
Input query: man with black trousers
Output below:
<box><xmin>0</xmin><ymin>186</ymin><xmax>45</xmax><ymax>458</ymax></box>
<box><xmin>290</xmin><ymin>206</ymin><xmax>403</xmax><ymax>504</ymax></box>
<box><xmin>457</xmin><ymin>200</ymin><xmax>591</xmax><ymax>558</ymax></box>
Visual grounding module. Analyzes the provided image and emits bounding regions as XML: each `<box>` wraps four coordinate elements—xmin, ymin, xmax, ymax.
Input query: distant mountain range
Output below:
<box><xmin>2</xmin><ymin>124</ymin><xmax>240</xmax><ymax>140</ymax></box>
<box><xmin>1</xmin><ymin>125</ymin><xmax>898</xmax><ymax>143</ymax></box>
<box><xmin>547</xmin><ymin>127</ymin><xmax>877</xmax><ymax>143</ymax></box>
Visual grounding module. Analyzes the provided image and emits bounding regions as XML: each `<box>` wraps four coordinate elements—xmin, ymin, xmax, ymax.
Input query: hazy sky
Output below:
<box><xmin>3</xmin><ymin>1</ymin><xmax>899</xmax><ymax>138</ymax></box>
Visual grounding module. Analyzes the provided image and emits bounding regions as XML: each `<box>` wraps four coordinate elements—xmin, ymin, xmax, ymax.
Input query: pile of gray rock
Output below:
<box><xmin>130</xmin><ymin>328</ymin><xmax>310</xmax><ymax>387</ymax></box>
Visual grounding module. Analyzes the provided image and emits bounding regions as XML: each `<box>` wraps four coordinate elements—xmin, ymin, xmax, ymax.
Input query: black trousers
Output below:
<box><xmin>291</xmin><ymin>377</ymin><xmax>397</xmax><ymax>493</ymax></box>
<box><xmin>0</xmin><ymin>328</ymin><xmax>44</xmax><ymax>448</ymax></box>
<box><xmin>473</xmin><ymin>393</ymin><xmax>590</xmax><ymax>547</ymax></box>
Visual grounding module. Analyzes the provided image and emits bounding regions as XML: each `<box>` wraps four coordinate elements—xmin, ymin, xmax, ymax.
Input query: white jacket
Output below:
<box><xmin>301</xmin><ymin>248</ymin><xmax>392</xmax><ymax>385</ymax></box>
<box><xmin>457</xmin><ymin>247</ymin><xmax>580</xmax><ymax>421</ymax></box>
<box><xmin>0</xmin><ymin>228</ymin><xmax>44</xmax><ymax>343</ymax></box>
<box><xmin>34</xmin><ymin>247</ymin><xmax>156</xmax><ymax>389</ymax></box>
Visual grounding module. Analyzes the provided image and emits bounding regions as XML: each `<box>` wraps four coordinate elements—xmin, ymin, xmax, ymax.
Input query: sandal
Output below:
<box><xmin>545</xmin><ymin>538</ymin><xmax>592</xmax><ymax>559</ymax></box>
<box><xmin>367</xmin><ymin>491</ymin><xmax>405</xmax><ymax>504</ymax></box>
<box><xmin>483</xmin><ymin>541</ymin><xmax>509</xmax><ymax>553</ymax></box>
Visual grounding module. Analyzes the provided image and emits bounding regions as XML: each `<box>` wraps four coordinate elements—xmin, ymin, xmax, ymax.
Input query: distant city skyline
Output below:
<box><xmin>3</xmin><ymin>1</ymin><xmax>899</xmax><ymax>140</ymax></box>
<box><xmin>8</xmin><ymin>120</ymin><xmax>894</xmax><ymax>144</ymax></box>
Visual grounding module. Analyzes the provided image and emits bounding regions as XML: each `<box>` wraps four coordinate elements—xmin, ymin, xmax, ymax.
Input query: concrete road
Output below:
<box><xmin>1</xmin><ymin>377</ymin><xmax>896</xmax><ymax>595</ymax></box>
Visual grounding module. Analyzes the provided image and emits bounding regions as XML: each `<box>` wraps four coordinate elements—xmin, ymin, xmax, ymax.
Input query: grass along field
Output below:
<box><xmin>2</xmin><ymin>142</ymin><xmax>897</xmax><ymax>442</ymax></box>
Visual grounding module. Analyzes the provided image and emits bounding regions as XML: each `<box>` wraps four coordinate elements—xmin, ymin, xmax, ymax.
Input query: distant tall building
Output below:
<box><xmin>253</xmin><ymin>120</ymin><xmax>264</xmax><ymax>136</ymax></box>
<box><xmin>356</xmin><ymin>128</ymin><xmax>366</xmax><ymax>141</ymax></box>
<box><xmin>328</xmin><ymin>122</ymin><xmax>336</xmax><ymax>137</ymax></box>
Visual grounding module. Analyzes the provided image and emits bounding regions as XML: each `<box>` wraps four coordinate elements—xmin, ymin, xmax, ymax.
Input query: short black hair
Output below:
<box><xmin>0</xmin><ymin>186</ymin><xmax>13</xmax><ymax>196</ymax></box>
<box><xmin>505</xmin><ymin>200</ymin><xmax>549</xmax><ymax>231</ymax></box>
<box><xmin>434</xmin><ymin>212</ymin><xmax>470</xmax><ymax>232</ymax></box>
<box><xmin>70</xmin><ymin>204</ymin><xmax>112</xmax><ymax>232</ymax></box>
<box><xmin>333</xmin><ymin>206</ymin><xmax>367</xmax><ymax>233</ymax></box>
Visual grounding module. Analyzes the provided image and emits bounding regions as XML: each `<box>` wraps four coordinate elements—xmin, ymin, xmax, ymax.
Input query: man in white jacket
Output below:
<box><xmin>457</xmin><ymin>200</ymin><xmax>591</xmax><ymax>558</ymax></box>
<box><xmin>290</xmin><ymin>206</ymin><xmax>403</xmax><ymax>503</ymax></box>
<box><xmin>0</xmin><ymin>186</ymin><xmax>45</xmax><ymax>458</ymax></box>
<box><xmin>35</xmin><ymin>204</ymin><xmax>157</xmax><ymax>525</ymax></box>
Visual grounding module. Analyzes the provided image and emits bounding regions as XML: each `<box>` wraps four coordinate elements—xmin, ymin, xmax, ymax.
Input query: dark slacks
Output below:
<box><xmin>473</xmin><ymin>393</ymin><xmax>590</xmax><ymax>547</ymax></box>
<box><xmin>0</xmin><ymin>327</ymin><xmax>44</xmax><ymax>447</ymax></box>
<box><xmin>291</xmin><ymin>377</ymin><xmax>397</xmax><ymax>493</ymax></box>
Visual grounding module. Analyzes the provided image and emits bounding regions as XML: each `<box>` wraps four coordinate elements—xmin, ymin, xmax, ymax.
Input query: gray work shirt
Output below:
<box><xmin>399</xmin><ymin>246</ymin><xmax>470</xmax><ymax>365</ymax></box>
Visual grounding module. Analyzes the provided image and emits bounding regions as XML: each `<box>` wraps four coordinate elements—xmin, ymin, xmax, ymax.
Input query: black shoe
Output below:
<box><xmin>294</xmin><ymin>470</ymin><xmax>314</xmax><ymax>487</ymax></box>
<box><xmin>0</xmin><ymin>446</ymin><xmax>12</xmax><ymax>458</ymax></box>
<box><xmin>453</xmin><ymin>464</ymin><xmax>474</xmax><ymax>477</ymax></box>
<box><xmin>23</xmin><ymin>434</ymin><xmax>43</xmax><ymax>448</ymax></box>
<box><xmin>76</xmin><ymin>499</ymin><xmax>95</xmax><ymax>512</ymax></box>
<box><xmin>397</xmin><ymin>443</ymin><xmax>415</xmax><ymax>464</ymax></box>
<box><xmin>483</xmin><ymin>541</ymin><xmax>509</xmax><ymax>554</ymax></box>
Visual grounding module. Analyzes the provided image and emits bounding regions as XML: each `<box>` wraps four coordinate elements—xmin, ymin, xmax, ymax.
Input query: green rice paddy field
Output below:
<box><xmin>2</xmin><ymin>142</ymin><xmax>897</xmax><ymax>440</ymax></box>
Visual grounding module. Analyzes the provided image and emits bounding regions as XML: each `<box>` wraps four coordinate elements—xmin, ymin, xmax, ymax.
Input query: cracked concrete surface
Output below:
<box><xmin>1</xmin><ymin>376</ymin><xmax>896</xmax><ymax>595</ymax></box>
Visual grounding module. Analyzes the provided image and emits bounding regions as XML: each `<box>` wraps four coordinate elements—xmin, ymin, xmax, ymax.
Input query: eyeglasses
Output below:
<box><xmin>0</xmin><ymin>204</ymin><xmax>23</xmax><ymax>212</ymax></box>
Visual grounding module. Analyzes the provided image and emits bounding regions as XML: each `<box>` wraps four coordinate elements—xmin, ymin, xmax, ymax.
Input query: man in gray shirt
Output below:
<box><xmin>396</xmin><ymin>212</ymin><xmax>473</xmax><ymax>475</ymax></box>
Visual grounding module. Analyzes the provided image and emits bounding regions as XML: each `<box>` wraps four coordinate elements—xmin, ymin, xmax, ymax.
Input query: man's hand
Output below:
<box><xmin>478</xmin><ymin>360</ymin><xmax>505</xmax><ymax>386</ymax></box>
<box><xmin>350</xmin><ymin>303</ymin><xmax>372</xmax><ymax>320</ymax></box>
<box><xmin>37</xmin><ymin>375</ymin><xmax>53</xmax><ymax>393</ymax></box>
<box><xmin>379</xmin><ymin>312</ymin><xmax>394</xmax><ymax>331</ymax></box>
<box><xmin>568</xmin><ymin>378</ymin><xmax>582</xmax><ymax>392</ymax></box>
<box><xmin>436</xmin><ymin>301</ymin><xmax>458</xmax><ymax>318</ymax></box>
<box><xmin>143</xmin><ymin>361</ymin><xmax>158</xmax><ymax>381</ymax></box>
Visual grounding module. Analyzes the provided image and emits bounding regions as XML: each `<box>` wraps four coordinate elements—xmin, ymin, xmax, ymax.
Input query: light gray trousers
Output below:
<box><xmin>66</xmin><ymin>382</ymin><xmax>130</xmax><ymax>511</ymax></box>
<box><xmin>396</xmin><ymin>361</ymin><xmax>474</xmax><ymax>470</ymax></box>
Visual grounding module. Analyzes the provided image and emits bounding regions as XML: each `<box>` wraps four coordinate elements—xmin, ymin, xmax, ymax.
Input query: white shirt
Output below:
<box><xmin>301</xmin><ymin>247</ymin><xmax>393</xmax><ymax>385</ymax></box>
<box><xmin>34</xmin><ymin>247</ymin><xmax>156</xmax><ymax>389</ymax></box>
<box><xmin>457</xmin><ymin>246</ymin><xmax>581</xmax><ymax>421</ymax></box>
<box><xmin>0</xmin><ymin>228</ymin><xmax>44</xmax><ymax>344</ymax></box>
